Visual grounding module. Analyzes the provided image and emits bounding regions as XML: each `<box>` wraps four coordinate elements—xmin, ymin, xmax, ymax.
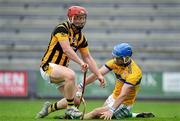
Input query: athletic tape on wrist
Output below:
<box><xmin>109</xmin><ymin>106</ymin><xmax>115</xmax><ymax>113</ymax></box>
<box><xmin>79</xmin><ymin>83</ymin><xmax>83</xmax><ymax>89</ymax></box>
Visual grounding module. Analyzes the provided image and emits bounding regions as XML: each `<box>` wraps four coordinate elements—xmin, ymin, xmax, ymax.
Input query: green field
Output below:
<box><xmin>0</xmin><ymin>99</ymin><xmax>180</xmax><ymax>121</ymax></box>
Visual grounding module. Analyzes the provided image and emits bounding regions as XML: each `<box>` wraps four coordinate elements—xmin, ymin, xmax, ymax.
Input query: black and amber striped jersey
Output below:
<box><xmin>40</xmin><ymin>21</ymin><xmax>89</xmax><ymax>71</ymax></box>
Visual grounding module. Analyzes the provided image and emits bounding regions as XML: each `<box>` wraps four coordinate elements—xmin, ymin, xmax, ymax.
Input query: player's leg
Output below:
<box><xmin>84</xmin><ymin>106</ymin><xmax>109</xmax><ymax>119</ymax></box>
<box><xmin>37</xmin><ymin>63</ymin><xmax>82</xmax><ymax>119</ymax></box>
<box><xmin>47</xmin><ymin>87</ymin><xmax>81</xmax><ymax>111</ymax></box>
<box><xmin>104</xmin><ymin>94</ymin><xmax>132</xmax><ymax>119</ymax></box>
<box><xmin>37</xmin><ymin>63</ymin><xmax>63</xmax><ymax>118</ymax></box>
<box><xmin>46</xmin><ymin>97</ymin><xmax>67</xmax><ymax>114</ymax></box>
<box><xmin>50</xmin><ymin>64</ymin><xmax>82</xmax><ymax>119</ymax></box>
<box><xmin>114</xmin><ymin>105</ymin><xmax>155</xmax><ymax>119</ymax></box>
<box><xmin>102</xmin><ymin>93</ymin><xmax>155</xmax><ymax>119</ymax></box>
<box><xmin>83</xmin><ymin>94</ymin><xmax>114</xmax><ymax>119</ymax></box>
<box><xmin>36</xmin><ymin>88</ymin><xmax>82</xmax><ymax>118</ymax></box>
<box><xmin>113</xmin><ymin>104</ymin><xmax>132</xmax><ymax>119</ymax></box>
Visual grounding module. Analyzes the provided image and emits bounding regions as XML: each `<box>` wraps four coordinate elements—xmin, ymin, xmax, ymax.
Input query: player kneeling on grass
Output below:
<box><xmin>82</xmin><ymin>43</ymin><xmax>155</xmax><ymax>120</ymax></box>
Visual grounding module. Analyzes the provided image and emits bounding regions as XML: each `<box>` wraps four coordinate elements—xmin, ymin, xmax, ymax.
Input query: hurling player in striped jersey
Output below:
<box><xmin>36</xmin><ymin>6</ymin><xmax>105</xmax><ymax>119</ymax></box>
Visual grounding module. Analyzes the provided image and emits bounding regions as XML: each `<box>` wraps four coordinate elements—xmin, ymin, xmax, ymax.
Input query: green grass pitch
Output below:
<box><xmin>0</xmin><ymin>99</ymin><xmax>180</xmax><ymax>121</ymax></box>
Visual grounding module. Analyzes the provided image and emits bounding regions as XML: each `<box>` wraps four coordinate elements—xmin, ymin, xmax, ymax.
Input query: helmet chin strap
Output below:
<box><xmin>123</xmin><ymin>57</ymin><xmax>131</xmax><ymax>64</ymax></box>
<box><xmin>71</xmin><ymin>16</ymin><xmax>74</xmax><ymax>23</ymax></box>
<box><xmin>68</xmin><ymin>16</ymin><xmax>74</xmax><ymax>24</ymax></box>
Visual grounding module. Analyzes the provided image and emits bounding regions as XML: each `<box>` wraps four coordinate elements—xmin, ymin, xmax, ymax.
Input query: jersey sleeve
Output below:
<box><xmin>54</xmin><ymin>26</ymin><xmax>69</xmax><ymax>42</ymax></box>
<box><xmin>104</xmin><ymin>59</ymin><xmax>114</xmax><ymax>71</ymax></box>
<box><xmin>79</xmin><ymin>47</ymin><xmax>89</xmax><ymax>54</ymax></box>
<box><xmin>78</xmin><ymin>35</ymin><xmax>88</xmax><ymax>48</ymax></box>
<box><xmin>78</xmin><ymin>34</ymin><xmax>89</xmax><ymax>54</ymax></box>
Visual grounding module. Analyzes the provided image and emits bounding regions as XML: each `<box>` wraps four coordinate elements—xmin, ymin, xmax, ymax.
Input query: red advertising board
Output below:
<box><xmin>0</xmin><ymin>71</ymin><xmax>28</xmax><ymax>96</ymax></box>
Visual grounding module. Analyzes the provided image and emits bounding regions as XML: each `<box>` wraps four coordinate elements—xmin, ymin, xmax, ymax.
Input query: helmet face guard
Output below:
<box><xmin>71</xmin><ymin>14</ymin><xmax>87</xmax><ymax>30</ymax></box>
<box><xmin>114</xmin><ymin>56</ymin><xmax>131</xmax><ymax>64</ymax></box>
<box><xmin>112</xmin><ymin>43</ymin><xmax>132</xmax><ymax>64</ymax></box>
<box><xmin>67</xmin><ymin>6</ymin><xmax>87</xmax><ymax>30</ymax></box>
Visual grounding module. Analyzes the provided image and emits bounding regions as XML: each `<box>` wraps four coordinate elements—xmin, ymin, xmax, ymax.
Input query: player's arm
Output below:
<box><xmin>100</xmin><ymin>83</ymin><xmax>133</xmax><ymax>120</ymax></box>
<box><xmin>85</xmin><ymin>65</ymin><xmax>110</xmax><ymax>86</ymax></box>
<box><xmin>81</xmin><ymin>52</ymin><xmax>100</xmax><ymax>76</ymax></box>
<box><xmin>60</xmin><ymin>40</ymin><xmax>84</xmax><ymax>66</ymax></box>
<box><xmin>112</xmin><ymin>75</ymin><xmax>141</xmax><ymax>109</ymax></box>
<box><xmin>55</xmin><ymin>27</ymin><xmax>88</xmax><ymax>71</ymax></box>
<box><xmin>112</xmin><ymin>83</ymin><xmax>132</xmax><ymax>109</ymax></box>
<box><xmin>79</xmin><ymin>47</ymin><xmax>105</xmax><ymax>84</ymax></box>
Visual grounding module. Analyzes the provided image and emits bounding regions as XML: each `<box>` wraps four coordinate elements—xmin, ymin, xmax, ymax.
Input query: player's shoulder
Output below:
<box><xmin>105</xmin><ymin>59</ymin><xmax>114</xmax><ymax>64</ymax></box>
<box><xmin>53</xmin><ymin>21</ymin><xmax>70</xmax><ymax>35</ymax></box>
<box><xmin>130</xmin><ymin>59</ymin><xmax>142</xmax><ymax>74</ymax></box>
<box><xmin>56</xmin><ymin>21</ymin><xmax>70</xmax><ymax>30</ymax></box>
<box><xmin>105</xmin><ymin>59</ymin><xmax>115</xmax><ymax>68</ymax></box>
<box><xmin>131</xmin><ymin>59</ymin><xmax>141</xmax><ymax>69</ymax></box>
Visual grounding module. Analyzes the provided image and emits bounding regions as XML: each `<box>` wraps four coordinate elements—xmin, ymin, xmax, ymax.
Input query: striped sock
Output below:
<box><xmin>48</xmin><ymin>102</ymin><xmax>59</xmax><ymax>113</ymax></box>
<box><xmin>66</xmin><ymin>98</ymin><xmax>74</xmax><ymax>108</ymax></box>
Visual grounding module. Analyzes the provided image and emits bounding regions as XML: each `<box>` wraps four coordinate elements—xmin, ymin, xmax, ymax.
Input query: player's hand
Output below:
<box><xmin>100</xmin><ymin>110</ymin><xmax>113</xmax><ymax>120</ymax></box>
<box><xmin>76</xmin><ymin>84</ymin><xmax>83</xmax><ymax>97</ymax></box>
<box><xmin>81</xmin><ymin>62</ymin><xmax>89</xmax><ymax>73</ymax></box>
<box><xmin>76</xmin><ymin>90</ymin><xmax>82</xmax><ymax>98</ymax></box>
<box><xmin>97</xmin><ymin>75</ymin><xmax>106</xmax><ymax>88</ymax></box>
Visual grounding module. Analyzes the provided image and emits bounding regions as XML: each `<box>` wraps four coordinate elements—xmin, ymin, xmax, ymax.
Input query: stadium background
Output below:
<box><xmin>1</xmin><ymin>0</ymin><xmax>180</xmax><ymax>99</ymax></box>
<box><xmin>0</xmin><ymin>0</ymin><xmax>180</xmax><ymax>121</ymax></box>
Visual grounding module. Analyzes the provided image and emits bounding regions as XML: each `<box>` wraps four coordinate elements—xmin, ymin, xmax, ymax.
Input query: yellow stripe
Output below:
<box><xmin>41</xmin><ymin>36</ymin><xmax>57</xmax><ymax>66</ymax></box>
<box><xmin>59</xmin><ymin>54</ymin><xmax>66</xmax><ymax>65</ymax></box>
<box><xmin>78</xmin><ymin>34</ymin><xmax>84</xmax><ymax>45</ymax></box>
<box><xmin>51</xmin><ymin>50</ymin><xmax>59</xmax><ymax>63</ymax></box>
<box><xmin>68</xmin><ymin>102</ymin><xmax>74</xmax><ymax>104</ymax></box>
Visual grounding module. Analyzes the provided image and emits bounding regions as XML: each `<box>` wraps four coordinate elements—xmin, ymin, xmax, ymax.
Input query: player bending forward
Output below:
<box><xmin>36</xmin><ymin>5</ymin><xmax>104</xmax><ymax>119</ymax></box>
<box><xmin>82</xmin><ymin>43</ymin><xmax>155</xmax><ymax>120</ymax></box>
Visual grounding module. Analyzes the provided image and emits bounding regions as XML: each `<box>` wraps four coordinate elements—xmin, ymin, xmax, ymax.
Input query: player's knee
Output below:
<box><xmin>65</xmin><ymin>71</ymin><xmax>76</xmax><ymax>82</ymax></box>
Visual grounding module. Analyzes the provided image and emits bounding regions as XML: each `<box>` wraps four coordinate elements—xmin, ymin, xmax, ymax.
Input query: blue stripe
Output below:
<box><xmin>116</xmin><ymin>79</ymin><xmax>134</xmax><ymax>86</ymax></box>
<box><xmin>117</xmin><ymin>79</ymin><xmax>126</xmax><ymax>83</ymax></box>
<box><xmin>124</xmin><ymin>81</ymin><xmax>134</xmax><ymax>86</ymax></box>
<box><xmin>104</xmin><ymin>64</ymin><xmax>112</xmax><ymax>71</ymax></box>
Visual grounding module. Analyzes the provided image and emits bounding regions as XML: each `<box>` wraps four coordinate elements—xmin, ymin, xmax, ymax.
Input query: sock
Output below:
<box><xmin>66</xmin><ymin>98</ymin><xmax>74</xmax><ymax>108</ymax></box>
<box><xmin>48</xmin><ymin>102</ymin><xmax>59</xmax><ymax>113</ymax></box>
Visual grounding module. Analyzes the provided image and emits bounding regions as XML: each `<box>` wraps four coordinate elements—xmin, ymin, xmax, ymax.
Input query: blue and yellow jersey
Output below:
<box><xmin>40</xmin><ymin>21</ymin><xmax>89</xmax><ymax>71</ymax></box>
<box><xmin>105</xmin><ymin>59</ymin><xmax>142</xmax><ymax>105</ymax></box>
